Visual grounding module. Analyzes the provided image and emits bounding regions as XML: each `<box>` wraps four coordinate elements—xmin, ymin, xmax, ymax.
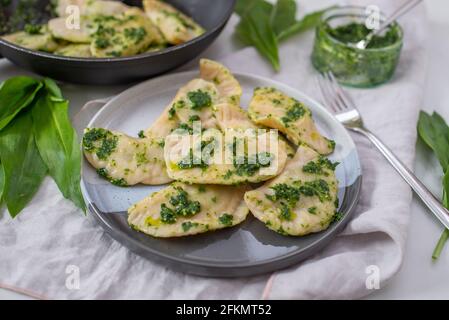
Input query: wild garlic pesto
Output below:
<box><xmin>312</xmin><ymin>6</ymin><xmax>403</xmax><ymax>87</ymax></box>
<box><xmin>248</xmin><ymin>87</ymin><xmax>335</xmax><ymax>155</ymax></box>
<box><xmin>128</xmin><ymin>182</ymin><xmax>249</xmax><ymax>238</ymax></box>
<box><xmin>244</xmin><ymin>145</ymin><xmax>339</xmax><ymax>236</ymax></box>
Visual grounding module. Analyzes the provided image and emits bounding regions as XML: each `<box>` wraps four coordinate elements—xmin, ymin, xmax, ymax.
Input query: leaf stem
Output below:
<box><xmin>432</xmin><ymin>229</ymin><xmax>449</xmax><ymax>260</ymax></box>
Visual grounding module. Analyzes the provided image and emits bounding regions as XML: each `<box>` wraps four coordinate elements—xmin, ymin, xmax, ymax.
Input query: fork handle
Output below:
<box><xmin>352</xmin><ymin>127</ymin><xmax>449</xmax><ymax>230</ymax></box>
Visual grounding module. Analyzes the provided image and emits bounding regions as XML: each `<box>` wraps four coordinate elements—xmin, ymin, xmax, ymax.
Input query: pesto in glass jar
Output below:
<box><xmin>312</xmin><ymin>6</ymin><xmax>403</xmax><ymax>88</ymax></box>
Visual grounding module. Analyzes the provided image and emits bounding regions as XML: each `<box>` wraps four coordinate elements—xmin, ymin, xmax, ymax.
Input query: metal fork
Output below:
<box><xmin>317</xmin><ymin>71</ymin><xmax>449</xmax><ymax>230</ymax></box>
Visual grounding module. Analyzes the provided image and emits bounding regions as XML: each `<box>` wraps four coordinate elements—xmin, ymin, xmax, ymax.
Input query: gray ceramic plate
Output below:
<box><xmin>81</xmin><ymin>71</ymin><xmax>362</xmax><ymax>277</ymax></box>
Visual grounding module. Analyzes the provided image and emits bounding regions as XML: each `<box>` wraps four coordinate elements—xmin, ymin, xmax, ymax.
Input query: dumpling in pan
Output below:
<box><xmin>128</xmin><ymin>182</ymin><xmax>249</xmax><ymax>237</ymax></box>
<box><xmin>91</xmin><ymin>8</ymin><xmax>163</xmax><ymax>58</ymax></box>
<box><xmin>248</xmin><ymin>87</ymin><xmax>335</xmax><ymax>155</ymax></box>
<box><xmin>48</xmin><ymin>16</ymin><xmax>96</xmax><ymax>43</ymax></box>
<box><xmin>55</xmin><ymin>0</ymin><xmax>129</xmax><ymax>17</ymax></box>
<box><xmin>2</xmin><ymin>26</ymin><xmax>59</xmax><ymax>52</ymax></box>
<box><xmin>244</xmin><ymin>145</ymin><xmax>339</xmax><ymax>236</ymax></box>
<box><xmin>143</xmin><ymin>0</ymin><xmax>204</xmax><ymax>45</ymax></box>
<box><xmin>83</xmin><ymin>128</ymin><xmax>171</xmax><ymax>186</ymax></box>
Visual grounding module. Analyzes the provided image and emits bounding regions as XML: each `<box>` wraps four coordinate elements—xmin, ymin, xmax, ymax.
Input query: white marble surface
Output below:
<box><xmin>1</xmin><ymin>0</ymin><xmax>449</xmax><ymax>300</ymax></box>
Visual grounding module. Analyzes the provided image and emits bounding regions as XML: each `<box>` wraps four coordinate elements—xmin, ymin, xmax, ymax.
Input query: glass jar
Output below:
<box><xmin>311</xmin><ymin>6</ymin><xmax>403</xmax><ymax>88</ymax></box>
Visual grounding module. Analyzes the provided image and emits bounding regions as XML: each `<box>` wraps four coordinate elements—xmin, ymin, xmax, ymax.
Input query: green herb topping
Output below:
<box><xmin>299</xmin><ymin>179</ymin><xmax>331</xmax><ymax>202</ymax></box>
<box><xmin>160</xmin><ymin>187</ymin><xmax>201</xmax><ymax>224</ymax></box>
<box><xmin>233</xmin><ymin>152</ymin><xmax>273</xmax><ymax>177</ymax></box>
<box><xmin>187</xmin><ymin>90</ymin><xmax>212</xmax><ymax>110</ymax></box>
<box><xmin>218</xmin><ymin>213</ymin><xmax>233</xmax><ymax>226</ymax></box>
<box><xmin>281</xmin><ymin>101</ymin><xmax>307</xmax><ymax>125</ymax></box>
<box><xmin>303</xmin><ymin>156</ymin><xmax>339</xmax><ymax>176</ymax></box>
<box><xmin>182</xmin><ymin>221</ymin><xmax>199</xmax><ymax>232</ymax></box>
<box><xmin>83</xmin><ymin>128</ymin><xmax>118</xmax><ymax>160</ymax></box>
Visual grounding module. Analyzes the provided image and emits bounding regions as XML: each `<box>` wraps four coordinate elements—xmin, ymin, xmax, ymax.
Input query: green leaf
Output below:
<box><xmin>0</xmin><ymin>76</ymin><xmax>43</xmax><ymax>131</ymax></box>
<box><xmin>418</xmin><ymin>111</ymin><xmax>449</xmax><ymax>171</ymax></box>
<box><xmin>32</xmin><ymin>80</ymin><xmax>86</xmax><ymax>212</ymax></box>
<box><xmin>0</xmin><ymin>111</ymin><xmax>47</xmax><ymax>217</ymax></box>
<box><xmin>277</xmin><ymin>8</ymin><xmax>328</xmax><ymax>42</ymax></box>
<box><xmin>236</xmin><ymin>3</ymin><xmax>280</xmax><ymax>71</ymax></box>
<box><xmin>235</xmin><ymin>0</ymin><xmax>272</xmax><ymax>17</ymax></box>
<box><xmin>432</xmin><ymin>167</ymin><xmax>449</xmax><ymax>260</ymax></box>
<box><xmin>0</xmin><ymin>162</ymin><xmax>4</xmax><ymax>205</ymax></box>
<box><xmin>270</xmin><ymin>0</ymin><xmax>297</xmax><ymax>37</ymax></box>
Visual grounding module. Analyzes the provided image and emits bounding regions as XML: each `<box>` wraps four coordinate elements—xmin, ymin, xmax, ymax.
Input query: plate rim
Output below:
<box><xmin>81</xmin><ymin>71</ymin><xmax>363</xmax><ymax>276</ymax></box>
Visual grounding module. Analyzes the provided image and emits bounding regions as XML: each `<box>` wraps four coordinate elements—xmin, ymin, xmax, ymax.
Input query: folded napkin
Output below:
<box><xmin>0</xmin><ymin>0</ymin><xmax>428</xmax><ymax>299</ymax></box>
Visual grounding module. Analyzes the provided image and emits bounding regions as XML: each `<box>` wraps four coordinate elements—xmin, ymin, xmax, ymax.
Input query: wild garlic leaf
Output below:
<box><xmin>418</xmin><ymin>111</ymin><xmax>449</xmax><ymax>171</ymax></box>
<box><xmin>236</xmin><ymin>3</ymin><xmax>280</xmax><ymax>71</ymax></box>
<box><xmin>0</xmin><ymin>111</ymin><xmax>47</xmax><ymax>217</ymax></box>
<box><xmin>235</xmin><ymin>0</ymin><xmax>272</xmax><ymax>17</ymax></box>
<box><xmin>270</xmin><ymin>0</ymin><xmax>297</xmax><ymax>37</ymax></box>
<box><xmin>277</xmin><ymin>8</ymin><xmax>328</xmax><ymax>42</ymax></box>
<box><xmin>0</xmin><ymin>163</ymin><xmax>4</xmax><ymax>205</ymax></box>
<box><xmin>32</xmin><ymin>79</ymin><xmax>86</xmax><ymax>212</ymax></box>
<box><xmin>0</xmin><ymin>77</ymin><xmax>43</xmax><ymax>131</ymax></box>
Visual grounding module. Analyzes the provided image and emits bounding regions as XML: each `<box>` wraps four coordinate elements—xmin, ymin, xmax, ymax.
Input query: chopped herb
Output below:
<box><xmin>327</xmin><ymin>139</ymin><xmax>336</xmax><ymax>151</ymax></box>
<box><xmin>137</xmin><ymin>130</ymin><xmax>145</xmax><ymax>138</ymax></box>
<box><xmin>96</xmin><ymin>168</ymin><xmax>128</xmax><ymax>187</ymax></box>
<box><xmin>279</xmin><ymin>203</ymin><xmax>293</xmax><ymax>221</ymax></box>
<box><xmin>168</xmin><ymin>106</ymin><xmax>176</xmax><ymax>120</ymax></box>
<box><xmin>233</xmin><ymin>152</ymin><xmax>273</xmax><ymax>177</ymax></box>
<box><xmin>157</xmin><ymin>140</ymin><xmax>165</xmax><ymax>148</ymax></box>
<box><xmin>267</xmin><ymin>183</ymin><xmax>301</xmax><ymax>206</ymax></box>
<box><xmin>169</xmin><ymin>187</ymin><xmax>201</xmax><ymax>217</ymax></box>
<box><xmin>95</xmin><ymin>38</ymin><xmax>110</xmax><ymax>49</ymax></box>
<box><xmin>219</xmin><ymin>213</ymin><xmax>233</xmax><ymax>226</ymax></box>
<box><xmin>223</xmin><ymin>170</ymin><xmax>233</xmax><ymax>180</ymax></box>
<box><xmin>198</xmin><ymin>185</ymin><xmax>206</xmax><ymax>193</ymax></box>
<box><xmin>160</xmin><ymin>204</ymin><xmax>176</xmax><ymax>224</ymax></box>
<box><xmin>299</xmin><ymin>179</ymin><xmax>331</xmax><ymax>202</ymax></box>
<box><xmin>187</xmin><ymin>90</ymin><xmax>212</xmax><ymax>110</ymax></box>
<box><xmin>332</xmin><ymin>212</ymin><xmax>344</xmax><ymax>223</ymax></box>
<box><xmin>281</xmin><ymin>101</ymin><xmax>307</xmax><ymax>125</ymax></box>
<box><xmin>24</xmin><ymin>24</ymin><xmax>42</xmax><ymax>35</ymax></box>
<box><xmin>83</xmin><ymin>128</ymin><xmax>118</xmax><ymax>160</ymax></box>
<box><xmin>182</xmin><ymin>221</ymin><xmax>199</xmax><ymax>232</ymax></box>
<box><xmin>211</xmin><ymin>196</ymin><xmax>217</xmax><ymax>203</ymax></box>
<box><xmin>303</xmin><ymin>156</ymin><xmax>339</xmax><ymax>175</ymax></box>
<box><xmin>124</xmin><ymin>27</ymin><xmax>147</xmax><ymax>44</ymax></box>
<box><xmin>308</xmin><ymin>206</ymin><xmax>317</xmax><ymax>214</ymax></box>
<box><xmin>188</xmin><ymin>115</ymin><xmax>200</xmax><ymax>122</ymax></box>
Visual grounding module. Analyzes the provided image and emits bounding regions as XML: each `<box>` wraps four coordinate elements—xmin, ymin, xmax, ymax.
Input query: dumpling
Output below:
<box><xmin>164</xmin><ymin>128</ymin><xmax>288</xmax><ymax>185</ymax></box>
<box><xmin>145</xmin><ymin>60</ymin><xmax>243</xmax><ymax>138</ymax></box>
<box><xmin>144</xmin><ymin>78</ymin><xmax>220</xmax><ymax>138</ymax></box>
<box><xmin>91</xmin><ymin>8</ymin><xmax>163</xmax><ymax>58</ymax></box>
<box><xmin>2</xmin><ymin>26</ymin><xmax>59</xmax><ymax>52</ymax></box>
<box><xmin>83</xmin><ymin>128</ymin><xmax>171</xmax><ymax>186</ymax></box>
<box><xmin>55</xmin><ymin>0</ymin><xmax>129</xmax><ymax>17</ymax></box>
<box><xmin>143</xmin><ymin>0</ymin><xmax>204</xmax><ymax>45</ymax></box>
<box><xmin>249</xmin><ymin>87</ymin><xmax>335</xmax><ymax>155</ymax></box>
<box><xmin>48</xmin><ymin>16</ymin><xmax>96</xmax><ymax>43</ymax></box>
<box><xmin>244</xmin><ymin>145</ymin><xmax>339</xmax><ymax>236</ymax></box>
<box><xmin>200</xmin><ymin>59</ymin><xmax>243</xmax><ymax>105</ymax></box>
<box><xmin>128</xmin><ymin>182</ymin><xmax>249</xmax><ymax>237</ymax></box>
<box><xmin>55</xmin><ymin>44</ymin><xmax>92</xmax><ymax>57</ymax></box>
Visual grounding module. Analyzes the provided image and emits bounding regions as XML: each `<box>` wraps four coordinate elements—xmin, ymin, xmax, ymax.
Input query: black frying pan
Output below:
<box><xmin>0</xmin><ymin>0</ymin><xmax>236</xmax><ymax>85</ymax></box>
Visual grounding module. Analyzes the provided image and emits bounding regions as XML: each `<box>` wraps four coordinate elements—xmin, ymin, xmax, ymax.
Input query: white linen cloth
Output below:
<box><xmin>0</xmin><ymin>0</ymin><xmax>428</xmax><ymax>299</ymax></box>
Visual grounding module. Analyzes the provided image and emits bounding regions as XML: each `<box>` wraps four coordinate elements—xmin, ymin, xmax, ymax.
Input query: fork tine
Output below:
<box><xmin>326</xmin><ymin>71</ymin><xmax>358</xmax><ymax>110</ymax></box>
<box><xmin>320</xmin><ymin>72</ymin><xmax>345</xmax><ymax>112</ymax></box>
<box><xmin>317</xmin><ymin>73</ymin><xmax>339</xmax><ymax>113</ymax></box>
<box><xmin>323</xmin><ymin>72</ymin><xmax>347</xmax><ymax>112</ymax></box>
